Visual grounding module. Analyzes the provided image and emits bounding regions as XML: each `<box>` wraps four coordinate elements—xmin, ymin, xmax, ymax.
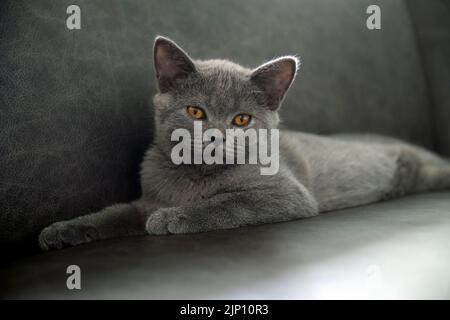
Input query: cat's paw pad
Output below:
<box><xmin>38</xmin><ymin>222</ymin><xmax>99</xmax><ymax>251</ymax></box>
<box><xmin>145</xmin><ymin>208</ymin><xmax>189</xmax><ymax>235</ymax></box>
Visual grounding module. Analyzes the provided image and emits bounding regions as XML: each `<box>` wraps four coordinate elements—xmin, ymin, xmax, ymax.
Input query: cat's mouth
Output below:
<box><xmin>187</xmin><ymin>141</ymin><xmax>258</xmax><ymax>162</ymax></box>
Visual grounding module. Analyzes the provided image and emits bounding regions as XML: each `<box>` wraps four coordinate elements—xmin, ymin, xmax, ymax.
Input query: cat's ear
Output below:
<box><xmin>153</xmin><ymin>36</ymin><xmax>197</xmax><ymax>93</ymax></box>
<box><xmin>250</xmin><ymin>56</ymin><xmax>299</xmax><ymax>110</ymax></box>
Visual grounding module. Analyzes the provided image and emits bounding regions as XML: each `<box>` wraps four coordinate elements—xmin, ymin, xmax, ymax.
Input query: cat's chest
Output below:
<box><xmin>141</xmin><ymin>165</ymin><xmax>226</xmax><ymax>206</ymax></box>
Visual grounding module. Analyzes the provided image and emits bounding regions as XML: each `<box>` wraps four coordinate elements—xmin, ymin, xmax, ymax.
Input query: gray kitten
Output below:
<box><xmin>39</xmin><ymin>36</ymin><xmax>450</xmax><ymax>250</ymax></box>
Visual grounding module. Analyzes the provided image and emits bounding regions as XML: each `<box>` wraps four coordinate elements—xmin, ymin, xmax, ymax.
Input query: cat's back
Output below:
<box><xmin>280</xmin><ymin>130</ymin><xmax>415</xmax><ymax>161</ymax></box>
<box><xmin>280</xmin><ymin>130</ymin><xmax>399</xmax><ymax>209</ymax></box>
<box><xmin>280</xmin><ymin>130</ymin><xmax>399</xmax><ymax>174</ymax></box>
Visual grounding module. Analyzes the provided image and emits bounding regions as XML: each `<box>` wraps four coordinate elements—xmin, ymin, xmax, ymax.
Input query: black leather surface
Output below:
<box><xmin>1</xmin><ymin>192</ymin><xmax>449</xmax><ymax>299</ymax></box>
<box><xmin>408</xmin><ymin>0</ymin><xmax>450</xmax><ymax>156</ymax></box>
<box><xmin>0</xmin><ymin>0</ymin><xmax>440</xmax><ymax>249</ymax></box>
<box><xmin>0</xmin><ymin>0</ymin><xmax>154</xmax><ymax>248</ymax></box>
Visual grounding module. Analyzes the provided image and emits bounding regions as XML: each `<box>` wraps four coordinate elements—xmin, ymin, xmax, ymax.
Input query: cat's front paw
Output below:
<box><xmin>38</xmin><ymin>221</ymin><xmax>99</xmax><ymax>251</ymax></box>
<box><xmin>145</xmin><ymin>208</ymin><xmax>193</xmax><ymax>235</ymax></box>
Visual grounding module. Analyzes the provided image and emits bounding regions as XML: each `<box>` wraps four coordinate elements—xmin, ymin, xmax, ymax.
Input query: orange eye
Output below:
<box><xmin>186</xmin><ymin>106</ymin><xmax>206</xmax><ymax>120</ymax></box>
<box><xmin>233</xmin><ymin>113</ymin><xmax>251</xmax><ymax>126</ymax></box>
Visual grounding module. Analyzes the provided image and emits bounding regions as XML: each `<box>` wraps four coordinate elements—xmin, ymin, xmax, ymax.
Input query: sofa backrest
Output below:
<box><xmin>408</xmin><ymin>0</ymin><xmax>450</xmax><ymax>157</ymax></box>
<box><xmin>0</xmin><ymin>0</ymin><xmax>437</xmax><ymax>248</ymax></box>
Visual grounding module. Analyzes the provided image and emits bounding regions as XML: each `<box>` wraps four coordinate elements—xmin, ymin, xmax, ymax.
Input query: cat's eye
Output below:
<box><xmin>232</xmin><ymin>113</ymin><xmax>251</xmax><ymax>126</ymax></box>
<box><xmin>186</xmin><ymin>106</ymin><xmax>206</xmax><ymax>120</ymax></box>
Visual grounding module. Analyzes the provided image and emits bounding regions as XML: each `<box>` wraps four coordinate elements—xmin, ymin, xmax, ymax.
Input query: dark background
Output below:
<box><xmin>0</xmin><ymin>0</ymin><xmax>449</xmax><ymax>254</ymax></box>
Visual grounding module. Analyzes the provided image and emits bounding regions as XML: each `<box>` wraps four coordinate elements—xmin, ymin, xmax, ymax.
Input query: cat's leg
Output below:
<box><xmin>39</xmin><ymin>201</ymin><xmax>153</xmax><ymax>250</ymax></box>
<box><xmin>146</xmin><ymin>179</ymin><xmax>318</xmax><ymax>235</ymax></box>
<box><xmin>415</xmin><ymin>163</ymin><xmax>450</xmax><ymax>193</ymax></box>
<box><xmin>384</xmin><ymin>149</ymin><xmax>450</xmax><ymax>200</ymax></box>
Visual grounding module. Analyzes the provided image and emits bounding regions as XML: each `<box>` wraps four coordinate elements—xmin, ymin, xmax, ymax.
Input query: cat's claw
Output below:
<box><xmin>145</xmin><ymin>208</ymin><xmax>191</xmax><ymax>235</ymax></box>
<box><xmin>38</xmin><ymin>221</ymin><xmax>99</xmax><ymax>251</ymax></box>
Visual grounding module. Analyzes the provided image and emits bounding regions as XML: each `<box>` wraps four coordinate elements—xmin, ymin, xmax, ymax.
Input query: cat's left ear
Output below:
<box><xmin>250</xmin><ymin>56</ymin><xmax>300</xmax><ymax>110</ymax></box>
<box><xmin>153</xmin><ymin>36</ymin><xmax>197</xmax><ymax>93</ymax></box>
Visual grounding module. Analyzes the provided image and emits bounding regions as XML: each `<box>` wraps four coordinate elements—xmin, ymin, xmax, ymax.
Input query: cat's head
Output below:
<box><xmin>152</xmin><ymin>36</ymin><xmax>299</xmax><ymax>160</ymax></box>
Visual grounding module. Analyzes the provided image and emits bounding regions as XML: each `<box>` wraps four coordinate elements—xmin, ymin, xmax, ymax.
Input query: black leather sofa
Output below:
<box><xmin>1</xmin><ymin>0</ymin><xmax>449</xmax><ymax>299</ymax></box>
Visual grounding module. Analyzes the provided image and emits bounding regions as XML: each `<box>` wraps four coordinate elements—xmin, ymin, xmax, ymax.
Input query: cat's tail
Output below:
<box><xmin>415</xmin><ymin>161</ymin><xmax>450</xmax><ymax>193</ymax></box>
<box><xmin>384</xmin><ymin>148</ymin><xmax>450</xmax><ymax>200</ymax></box>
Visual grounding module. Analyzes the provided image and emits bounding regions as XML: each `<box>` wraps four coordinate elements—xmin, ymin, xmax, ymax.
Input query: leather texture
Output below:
<box><xmin>408</xmin><ymin>0</ymin><xmax>450</xmax><ymax>156</ymax></box>
<box><xmin>0</xmin><ymin>0</ymin><xmax>445</xmax><ymax>250</ymax></box>
<box><xmin>1</xmin><ymin>192</ymin><xmax>450</xmax><ymax>299</ymax></box>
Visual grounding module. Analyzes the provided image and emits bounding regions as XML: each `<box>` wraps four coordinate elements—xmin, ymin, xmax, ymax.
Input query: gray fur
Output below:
<box><xmin>39</xmin><ymin>36</ymin><xmax>450</xmax><ymax>250</ymax></box>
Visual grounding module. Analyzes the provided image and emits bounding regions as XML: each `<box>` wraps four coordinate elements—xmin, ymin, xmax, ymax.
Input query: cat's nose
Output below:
<box><xmin>218</xmin><ymin>128</ymin><xmax>226</xmax><ymax>140</ymax></box>
<box><xmin>212</xmin><ymin>134</ymin><xmax>226</xmax><ymax>142</ymax></box>
<box><xmin>203</xmin><ymin>124</ymin><xmax>227</xmax><ymax>139</ymax></box>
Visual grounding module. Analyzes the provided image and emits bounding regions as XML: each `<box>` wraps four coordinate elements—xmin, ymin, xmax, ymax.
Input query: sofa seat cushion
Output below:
<box><xmin>1</xmin><ymin>191</ymin><xmax>449</xmax><ymax>299</ymax></box>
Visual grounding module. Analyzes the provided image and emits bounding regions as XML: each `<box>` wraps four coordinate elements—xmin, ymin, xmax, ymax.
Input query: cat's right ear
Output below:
<box><xmin>153</xmin><ymin>36</ymin><xmax>197</xmax><ymax>93</ymax></box>
<box><xmin>250</xmin><ymin>56</ymin><xmax>299</xmax><ymax>110</ymax></box>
